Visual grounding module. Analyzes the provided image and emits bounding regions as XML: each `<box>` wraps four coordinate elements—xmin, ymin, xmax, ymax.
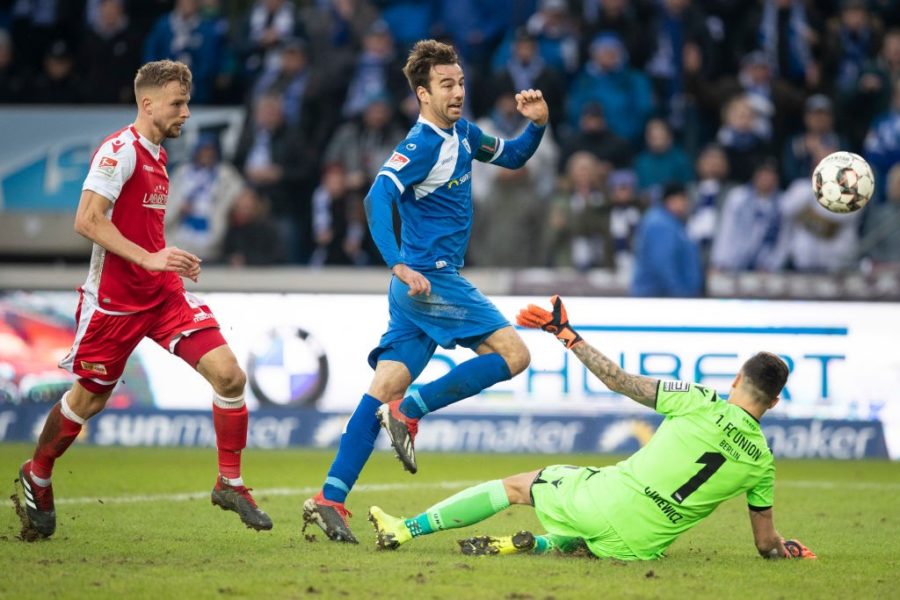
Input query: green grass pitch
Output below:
<box><xmin>1</xmin><ymin>443</ymin><xmax>898</xmax><ymax>599</ymax></box>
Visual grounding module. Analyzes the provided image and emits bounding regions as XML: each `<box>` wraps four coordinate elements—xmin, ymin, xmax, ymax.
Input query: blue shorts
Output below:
<box><xmin>367</xmin><ymin>270</ymin><xmax>509</xmax><ymax>380</ymax></box>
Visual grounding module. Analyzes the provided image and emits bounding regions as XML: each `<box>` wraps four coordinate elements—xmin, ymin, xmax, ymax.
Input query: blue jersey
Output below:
<box><xmin>367</xmin><ymin>116</ymin><xmax>545</xmax><ymax>271</ymax></box>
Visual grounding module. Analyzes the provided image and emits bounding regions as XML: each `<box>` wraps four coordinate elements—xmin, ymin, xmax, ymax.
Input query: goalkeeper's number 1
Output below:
<box><xmin>671</xmin><ymin>452</ymin><xmax>726</xmax><ymax>503</ymax></box>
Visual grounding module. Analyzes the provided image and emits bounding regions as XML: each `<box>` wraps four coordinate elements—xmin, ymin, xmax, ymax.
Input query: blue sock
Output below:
<box><xmin>322</xmin><ymin>394</ymin><xmax>381</xmax><ymax>503</ymax></box>
<box><xmin>399</xmin><ymin>353</ymin><xmax>511</xmax><ymax>419</ymax></box>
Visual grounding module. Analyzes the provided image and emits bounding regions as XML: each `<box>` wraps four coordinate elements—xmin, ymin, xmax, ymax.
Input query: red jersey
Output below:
<box><xmin>81</xmin><ymin>125</ymin><xmax>183</xmax><ymax>313</ymax></box>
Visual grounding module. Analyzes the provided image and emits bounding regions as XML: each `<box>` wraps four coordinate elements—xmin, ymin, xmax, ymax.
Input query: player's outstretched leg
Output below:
<box><xmin>366</xmin><ymin>479</ymin><xmax>512</xmax><ymax>550</ymax></box>
<box><xmin>380</xmin><ymin>352</ymin><xmax>513</xmax><ymax>474</ymax></box>
<box><xmin>16</xmin><ymin>390</ymin><xmax>87</xmax><ymax>538</ymax></box>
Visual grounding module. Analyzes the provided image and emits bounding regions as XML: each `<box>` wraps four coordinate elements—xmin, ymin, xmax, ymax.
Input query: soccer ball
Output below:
<box><xmin>811</xmin><ymin>151</ymin><xmax>875</xmax><ymax>213</ymax></box>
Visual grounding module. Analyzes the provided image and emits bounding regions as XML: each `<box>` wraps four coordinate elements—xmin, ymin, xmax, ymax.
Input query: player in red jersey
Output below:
<box><xmin>15</xmin><ymin>60</ymin><xmax>272</xmax><ymax>538</ymax></box>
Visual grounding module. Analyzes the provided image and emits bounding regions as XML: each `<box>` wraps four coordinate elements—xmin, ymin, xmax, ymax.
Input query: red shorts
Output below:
<box><xmin>58</xmin><ymin>289</ymin><xmax>221</xmax><ymax>387</ymax></box>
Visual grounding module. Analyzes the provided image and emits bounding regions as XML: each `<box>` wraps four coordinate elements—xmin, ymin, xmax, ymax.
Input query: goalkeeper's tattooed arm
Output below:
<box><xmin>517</xmin><ymin>295</ymin><xmax>658</xmax><ymax>409</ymax></box>
<box><xmin>571</xmin><ymin>344</ymin><xmax>659</xmax><ymax>409</ymax></box>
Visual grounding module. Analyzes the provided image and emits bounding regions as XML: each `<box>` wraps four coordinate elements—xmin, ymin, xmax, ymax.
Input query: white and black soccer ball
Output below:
<box><xmin>811</xmin><ymin>151</ymin><xmax>875</xmax><ymax>213</ymax></box>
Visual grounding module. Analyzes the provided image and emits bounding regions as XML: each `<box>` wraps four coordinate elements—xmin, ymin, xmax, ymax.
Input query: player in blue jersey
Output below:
<box><xmin>303</xmin><ymin>39</ymin><xmax>549</xmax><ymax>543</ymax></box>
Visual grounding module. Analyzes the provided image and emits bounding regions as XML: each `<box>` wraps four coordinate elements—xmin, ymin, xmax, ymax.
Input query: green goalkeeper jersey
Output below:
<box><xmin>595</xmin><ymin>381</ymin><xmax>775</xmax><ymax>559</ymax></box>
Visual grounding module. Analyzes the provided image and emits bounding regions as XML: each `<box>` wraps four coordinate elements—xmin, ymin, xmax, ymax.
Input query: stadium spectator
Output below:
<box><xmin>142</xmin><ymin>0</ymin><xmax>228</xmax><ymax>104</ymax></box>
<box><xmin>781</xmin><ymin>94</ymin><xmax>844</xmax><ymax>185</ymax></box>
<box><xmin>299</xmin><ymin>0</ymin><xmax>380</xmax><ymax>58</ymax></box>
<box><xmin>14</xmin><ymin>60</ymin><xmax>272</xmax><ymax>540</ymax></box>
<box><xmin>842</xmin><ymin>27</ymin><xmax>900</xmax><ymax>149</ymax></box>
<box><xmin>470</xmin><ymin>89</ymin><xmax>557</xmax><ymax>267</ymax></box>
<box><xmin>8</xmin><ymin>0</ymin><xmax>83</xmax><ymax>73</ymax></box>
<box><xmin>578</xmin><ymin>0</ymin><xmax>653</xmax><ymax>70</ymax></box>
<box><xmin>78</xmin><ymin>0</ymin><xmax>143</xmax><ymax>103</ymax></box>
<box><xmin>737</xmin><ymin>0</ymin><xmax>823</xmax><ymax>89</ymax></box>
<box><xmin>376</xmin><ymin>0</ymin><xmax>435</xmax><ymax>55</ymax></box>
<box><xmin>859</xmin><ymin>162</ymin><xmax>900</xmax><ymax>265</ymax></box>
<box><xmin>0</xmin><ymin>29</ymin><xmax>27</xmax><ymax>103</ymax></box>
<box><xmin>514</xmin><ymin>0</ymin><xmax>580</xmax><ymax>77</ymax></box>
<box><xmin>557</xmin><ymin>102</ymin><xmax>632</xmax><ymax>172</ymax></box>
<box><xmin>685</xmin><ymin>49</ymin><xmax>806</xmax><ymax>159</ymax></box>
<box><xmin>432</xmin><ymin>0</ymin><xmax>510</xmax><ymax>80</ymax></box>
<box><xmin>236</xmin><ymin>0</ymin><xmax>306</xmax><ymax>83</ymax></box>
<box><xmin>634</xmin><ymin>118</ymin><xmax>694</xmax><ymax>198</ymax></box>
<box><xmin>608</xmin><ymin>168</ymin><xmax>643</xmax><ymax>277</ymax></box>
<box><xmin>233</xmin><ymin>92</ymin><xmax>311</xmax><ymax>263</ymax></box>
<box><xmin>541</xmin><ymin>151</ymin><xmax>613</xmax><ymax>271</ymax></box>
<box><xmin>631</xmin><ymin>182</ymin><xmax>704</xmax><ymax>297</ymax></box>
<box><xmin>489</xmin><ymin>27</ymin><xmax>567</xmax><ymax>137</ymax></box>
<box><xmin>864</xmin><ymin>79</ymin><xmax>900</xmax><ymax>203</ymax></box>
<box><xmin>370</xmin><ymin>303</ymin><xmax>815</xmax><ymax>562</ymax></box>
<box><xmin>222</xmin><ymin>186</ymin><xmax>286</xmax><ymax>267</ymax></box>
<box><xmin>567</xmin><ymin>32</ymin><xmax>655</xmax><ymax>145</ymax></box>
<box><xmin>715</xmin><ymin>94</ymin><xmax>772</xmax><ymax>183</ymax></box>
<box><xmin>309</xmin><ymin>164</ymin><xmax>371</xmax><ymax>266</ymax></box>
<box><xmin>822</xmin><ymin>0</ymin><xmax>882</xmax><ymax>100</ymax></box>
<box><xmin>341</xmin><ymin>20</ymin><xmax>408</xmax><ymax>119</ymax></box>
<box><xmin>644</xmin><ymin>0</ymin><xmax>711</xmax><ymax>131</ymax></box>
<box><xmin>165</xmin><ymin>133</ymin><xmax>244</xmax><ymax>262</ymax></box>
<box><xmin>779</xmin><ymin>149</ymin><xmax>861</xmax><ymax>273</ymax></box>
<box><xmin>323</xmin><ymin>92</ymin><xmax>407</xmax><ymax>194</ymax></box>
<box><xmin>250</xmin><ymin>36</ymin><xmax>312</xmax><ymax>128</ymax></box>
<box><xmin>687</xmin><ymin>144</ymin><xmax>732</xmax><ymax>269</ymax></box>
<box><xmin>28</xmin><ymin>39</ymin><xmax>83</xmax><ymax>104</ymax></box>
<box><xmin>710</xmin><ymin>160</ymin><xmax>787</xmax><ymax>273</ymax></box>
<box><xmin>302</xmin><ymin>40</ymin><xmax>550</xmax><ymax>544</ymax></box>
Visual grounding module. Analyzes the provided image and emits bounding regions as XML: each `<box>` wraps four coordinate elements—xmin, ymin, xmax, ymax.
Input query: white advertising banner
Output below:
<box><xmin>2</xmin><ymin>291</ymin><xmax>897</xmax><ymax>455</ymax></box>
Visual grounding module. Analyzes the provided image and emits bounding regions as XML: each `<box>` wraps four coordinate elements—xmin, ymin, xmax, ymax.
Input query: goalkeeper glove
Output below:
<box><xmin>516</xmin><ymin>295</ymin><xmax>584</xmax><ymax>350</ymax></box>
<box><xmin>783</xmin><ymin>539</ymin><xmax>817</xmax><ymax>559</ymax></box>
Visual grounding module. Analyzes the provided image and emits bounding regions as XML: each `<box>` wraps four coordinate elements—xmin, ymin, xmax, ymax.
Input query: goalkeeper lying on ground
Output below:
<box><xmin>368</xmin><ymin>296</ymin><xmax>816</xmax><ymax>560</ymax></box>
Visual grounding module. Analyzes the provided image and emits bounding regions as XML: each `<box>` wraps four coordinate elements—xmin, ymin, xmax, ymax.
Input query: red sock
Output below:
<box><xmin>213</xmin><ymin>404</ymin><xmax>248</xmax><ymax>480</ymax></box>
<box><xmin>31</xmin><ymin>402</ymin><xmax>83</xmax><ymax>480</ymax></box>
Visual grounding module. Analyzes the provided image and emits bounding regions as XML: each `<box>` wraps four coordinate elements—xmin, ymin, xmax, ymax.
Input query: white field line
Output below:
<box><xmin>52</xmin><ymin>478</ymin><xmax>900</xmax><ymax>506</ymax></box>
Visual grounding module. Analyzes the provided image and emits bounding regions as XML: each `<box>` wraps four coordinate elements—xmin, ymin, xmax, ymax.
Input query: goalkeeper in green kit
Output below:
<box><xmin>368</xmin><ymin>296</ymin><xmax>816</xmax><ymax>560</ymax></box>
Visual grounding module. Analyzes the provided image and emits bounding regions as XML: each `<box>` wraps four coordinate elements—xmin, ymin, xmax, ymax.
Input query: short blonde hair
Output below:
<box><xmin>134</xmin><ymin>60</ymin><xmax>192</xmax><ymax>98</ymax></box>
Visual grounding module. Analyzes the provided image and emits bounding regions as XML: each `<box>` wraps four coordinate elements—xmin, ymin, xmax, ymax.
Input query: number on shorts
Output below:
<box><xmin>671</xmin><ymin>452</ymin><xmax>726</xmax><ymax>503</ymax></box>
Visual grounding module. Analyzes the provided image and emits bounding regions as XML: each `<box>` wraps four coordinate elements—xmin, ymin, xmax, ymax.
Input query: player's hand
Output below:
<box><xmin>516</xmin><ymin>295</ymin><xmax>583</xmax><ymax>349</ymax></box>
<box><xmin>515</xmin><ymin>89</ymin><xmax>549</xmax><ymax>126</ymax></box>
<box><xmin>392</xmin><ymin>263</ymin><xmax>431</xmax><ymax>296</ymax></box>
<box><xmin>782</xmin><ymin>539</ymin><xmax>817</xmax><ymax>559</ymax></box>
<box><xmin>144</xmin><ymin>247</ymin><xmax>201</xmax><ymax>277</ymax></box>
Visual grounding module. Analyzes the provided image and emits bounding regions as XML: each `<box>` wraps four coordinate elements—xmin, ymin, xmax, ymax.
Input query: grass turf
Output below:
<box><xmin>1</xmin><ymin>443</ymin><xmax>898</xmax><ymax>599</ymax></box>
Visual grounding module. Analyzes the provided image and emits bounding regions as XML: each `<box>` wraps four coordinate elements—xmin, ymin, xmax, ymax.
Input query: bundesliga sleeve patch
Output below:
<box><xmin>662</xmin><ymin>381</ymin><xmax>691</xmax><ymax>393</ymax></box>
<box><xmin>97</xmin><ymin>156</ymin><xmax>118</xmax><ymax>177</ymax></box>
<box><xmin>385</xmin><ymin>151</ymin><xmax>410</xmax><ymax>171</ymax></box>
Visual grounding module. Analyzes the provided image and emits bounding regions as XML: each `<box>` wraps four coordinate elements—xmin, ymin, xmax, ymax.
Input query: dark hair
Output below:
<box><xmin>402</xmin><ymin>39</ymin><xmax>459</xmax><ymax>94</ymax></box>
<box><xmin>134</xmin><ymin>60</ymin><xmax>192</xmax><ymax>97</ymax></box>
<box><xmin>741</xmin><ymin>352</ymin><xmax>789</xmax><ymax>403</ymax></box>
<box><xmin>661</xmin><ymin>182</ymin><xmax>687</xmax><ymax>202</ymax></box>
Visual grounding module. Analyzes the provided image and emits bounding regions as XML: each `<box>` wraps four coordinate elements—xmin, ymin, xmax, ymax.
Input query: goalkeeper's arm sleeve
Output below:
<box><xmin>364</xmin><ymin>176</ymin><xmax>403</xmax><ymax>268</ymax></box>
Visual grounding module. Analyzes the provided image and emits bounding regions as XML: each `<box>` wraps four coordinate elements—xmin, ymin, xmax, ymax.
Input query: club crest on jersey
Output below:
<box><xmin>461</xmin><ymin>138</ymin><xmax>471</xmax><ymax>153</ymax></box>
<box><xmin>97</xmin><ymin>156</ymin><xmax>118</xmax><ymax>177</ymax></box>
<box><xmin>386</xmin><ymin>151</ymin><xmax>410</xmax><ymax>171</ymax></box>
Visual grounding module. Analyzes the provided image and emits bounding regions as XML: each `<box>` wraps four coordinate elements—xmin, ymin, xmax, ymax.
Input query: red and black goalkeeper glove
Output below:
<box><xmin>783</xmin><ymin>539</ymin><xmax>817</xmax><ymax>559</ymax></box>
<box><xmin>516</xmin><ymin>295</ymin><xmax>584</xmax><ymax>349</ymax></box>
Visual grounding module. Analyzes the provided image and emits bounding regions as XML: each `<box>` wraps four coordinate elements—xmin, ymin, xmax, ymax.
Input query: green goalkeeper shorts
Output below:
<box><xmin>531</xmin><ymin>464</ymin><xmax>639</xmax><ymax>560</ymax></box>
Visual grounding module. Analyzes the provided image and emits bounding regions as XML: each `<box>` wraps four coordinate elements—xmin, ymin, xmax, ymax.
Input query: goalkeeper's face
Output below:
<box><xmin>421</xmin><ymin>63</ymin><xmax>465</xmax><ymax>128</ymax></box>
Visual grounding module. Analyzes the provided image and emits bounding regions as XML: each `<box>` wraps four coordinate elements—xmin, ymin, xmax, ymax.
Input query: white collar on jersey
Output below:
<box><xmin>417</xmin><ymin>115</ymin><xmax>455</xmax><ymax>140</ymax></box>
<box><xmin>129</xmin><ymin>125</ymin><xmax>162</xmax><ymax>160</ymax></box>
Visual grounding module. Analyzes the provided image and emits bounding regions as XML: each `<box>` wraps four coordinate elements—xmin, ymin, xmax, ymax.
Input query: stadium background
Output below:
<box><xmin>0</xmin><ymin>0</ymin><xmax>897</xmax><ymax>461</ymax></box>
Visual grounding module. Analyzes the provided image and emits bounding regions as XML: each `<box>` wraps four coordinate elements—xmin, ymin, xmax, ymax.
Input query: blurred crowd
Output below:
<box><xmin>3</xmin><ymin>0</ymin><xmax>900</xmax><ymax>294</ymax></box>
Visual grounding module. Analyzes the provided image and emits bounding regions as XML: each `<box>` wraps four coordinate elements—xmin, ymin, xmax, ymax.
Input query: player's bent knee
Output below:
<box><xmin>504</xmin><ymin>344</ymin><xmax>531</xmax><ymax>377</ymax></box>
<box><xmin>503</xmin><ymin>470</ymin><xmax>541</xmax><ymax>505</ymax></box>
<box><xmin>213</xmin><ymin>363</ymin><xmax>246</xmax><ymax>397</ymax></box>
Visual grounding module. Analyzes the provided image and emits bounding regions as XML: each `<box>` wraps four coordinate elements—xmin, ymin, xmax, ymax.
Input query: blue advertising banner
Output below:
<box><xmin>0</xmin><ymin>405</ymin><xmax>888</xmax><ymax>460</ymax></box>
